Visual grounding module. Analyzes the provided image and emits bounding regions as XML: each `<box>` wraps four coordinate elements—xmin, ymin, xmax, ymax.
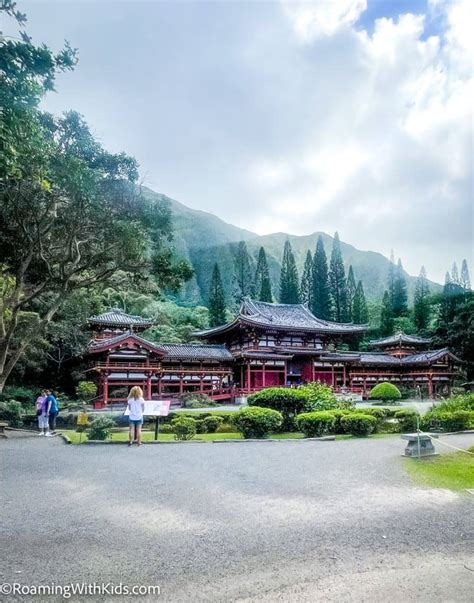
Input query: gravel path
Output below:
<box><xmin>1</xmin><ymin>434</ymin><xmax>473</xmax><ymax>601</ymax></box>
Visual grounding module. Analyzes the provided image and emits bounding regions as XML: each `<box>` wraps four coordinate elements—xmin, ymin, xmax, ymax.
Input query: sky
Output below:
<box><xmin>5</xmin><ymin>0</ymin><xmax>473</xmax><ymax>283</ymax></box>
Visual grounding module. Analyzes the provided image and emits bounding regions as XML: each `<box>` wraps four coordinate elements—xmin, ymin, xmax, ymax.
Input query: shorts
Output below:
<box><xmin>38</xmin><ymin>414</ymin><xmax>49</xmax><ymax>429</ymax></box>
<box><xmin>129</xmin><ymin>418</ymin><xmax>143</xmax><ymax>426</ymax></box>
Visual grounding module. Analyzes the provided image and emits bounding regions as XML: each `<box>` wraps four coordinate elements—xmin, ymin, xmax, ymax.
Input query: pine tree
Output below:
<box><xmin>451</xmin><ymin>261</ymin><xmax>460</xmax><ymax>285</ymax></box>
<box><xmin>300</xmin><ymin>250</ymin><xmax>313</xmax><ymax>306</ymax></box>
<box><xmin>254</xmin><ymin>246</ymin><xmax>272</xmax><ymax>302</ymax></box>
<box><xmin>346</xmin><ymin>265</ymin><xmax>356</xmax><ymax>322</ymax></box>
<box><xmin>329</xmin><ymin>232</ymin><xmax>348</xmax><ymax>321</ymax></box>
<box><xmin>279</xmin><ymin>240</ymin><xmax>300</xmax><ymax>304</ymax></box>
<box><xmin>352</xmin><ymin>281</ymin><xmax>368</xmax><ymax>324</ymax></box>
<box><xmin>208</xmin><ymin>263</ymin><xmax>226</xmax><ymax>327</ymax></box>
<box><xmin>387</xmin><ymin>249</ymin><xmax>396</xmax><ymax>308</ymax></box>
<box><xmin>380</xmin><ymin>290</ymin><xmax>394</xmax><ymax>336</ymax></box>
<box><xmin>311</xmin><ymin>235</ymin><xmax>331</xmax><ymax>319</ymax></box>
<box><xmin>392</xmin><ymin>258</ymin><xmax>408</xmax><ymax>317</ymax></box>
<box><xmin>460</xmin><ymin>259</ymin><xmax>471</xmax><ymax>291</ymax></box>
<box><xmin>233</xmin><ymin>241</ymin><xmax>254</xmax><ymax>305</ymax></box>
<box><xmin>413</xmin><ymin>266</ymin><xmax>430</xmax><ymax>331</ymax></box>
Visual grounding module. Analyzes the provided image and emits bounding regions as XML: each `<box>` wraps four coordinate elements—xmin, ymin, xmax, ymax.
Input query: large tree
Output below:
<box><xmin>413</xmin><ymin>266</ymin><xmax>430</xmax><ymax>331</ymax></box>
<box><xmin>387</xmin><ymin>250</ymin><xmax>396</xmax><ymax>308</ymax></box>
<box><xmin>208</xmin><ymin>264</ymin><xmax>226</xmax><ymax>327</ymax></box>
<box><xmin>0</xmin><ymin>5</ymin><xmax>191</xmax><ymax>391</ymax></box>
<box><xmin>392</xmin><ymin>258</ymin><xmax>408</xmax><ymax>317</ymax></box>
<box><xmin>329</xmin><ymin>232</ymin><xmax>348</xmax><ymax>321</ymax></box>
<box><xmin>311</xmin><ymin>235</ymin><xmax>331</xmax><ymax>319</ymax></box>
<box><xmin>379</xmin><ymin>290</ymin><xmax>394</xmax><ymax>336</ymax></box>
<box><xmin>346</xmin><ymin>265</ymin><xmax>356</xmax><ymax>322</ymax></box>
<box><xmin>460</xmin><ymin>259</ymin><xmax>471</xmax><ymax>292</ymax></box>
<box><xmin>300</xmin><ymin>250</ymin><xmax>313</xmax><ymax>307</ymax></box>
<box><xmin>233</xmin><ymin>241</ymin><xmax>254</xmax><ymax>304</ymax></box>
<box><xmin>254</xmin><ymin>246</ymin><xmax>272</xmax><ymax>302</ymax></box>
<box><xmin>279</xmin><ymin>240</ymin><xmax>300</xmax><ymax>304</ymax></box>
<box><xmin>352</xmin><ymin>281</ymin><xmax>368</xmax><ymax>324</ymax></box>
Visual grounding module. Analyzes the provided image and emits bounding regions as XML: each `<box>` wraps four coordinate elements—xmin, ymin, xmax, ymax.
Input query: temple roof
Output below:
<box><xmin>320</xmin><ymin>348</ymin><xmax>459</xmax><ymax>366</ymax></box>
<box><xmin>369</xmin><ymin>332</ymin><xmax>431</xmax><ymax>348</ymax></box>
<box><xmin>195</xmin><ymin>298</ymin><xmax>368</xmax><ymax>338</ymax></box>
<box><xmin>88</xmin><ymin>308</ymin><xmax>153</xmax><ymax>329</ymax></box>
<box><xmin>159</xmin><ymin>344</ymin><xmax>234</xmax><ymax>361</ymax></box>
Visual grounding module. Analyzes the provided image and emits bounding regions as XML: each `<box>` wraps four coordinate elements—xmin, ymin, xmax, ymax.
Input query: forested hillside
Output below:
<box><xmin>142</xmin><ymin>188</ymin><xmax>442</xmax><ymax>306</ymax></box>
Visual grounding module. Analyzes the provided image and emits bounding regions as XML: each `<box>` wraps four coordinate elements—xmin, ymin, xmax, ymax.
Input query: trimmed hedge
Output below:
<box><xmin>295</xmin><ymin>411</ymin><xmax>335</xmax><ymax>438</ymax></box>
<box><xmin>369</xmin><ymin>383</ymin><xmax>402</xmax><ymax>401</ymax></box>
<box><xmin>171</xmin><ymin>416</ymin><xmax>197</xmax><ymax>440</ymax></box>
<box><xmin>340</xmin><ymin>413</ymin><xmax>377</xmax><ymax>436</ymax></box>
<box><xmin>232</xmin><ymin>406</ymin><xmax>283</xmax><ymax>439</ymax></box>
<box><xmin>326</xmin><ymin>409</ymin><xmax>352</xmax><ymax>434</ymax></box>
<box><xmin>247</xmin><ymin>388</ymin><xmax>309</xmax><ymax>430</ymax></box>
<box><xmin>422</xmin><ymin>410</ymin><xmax>471</xmax><ymax>432</ymax></box>
<box><xmin>394</xmin><ymin>409</ymin><xmax>419</xmax><ymax>432</ymax></box>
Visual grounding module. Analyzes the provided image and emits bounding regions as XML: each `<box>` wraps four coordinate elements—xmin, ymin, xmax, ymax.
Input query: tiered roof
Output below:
<box><xmin>320</xmin><ymin>347</ymin><xmax>459</xmax><ymax>366</ymax></box>
<box><xmin>196</xmin><ymin>298</ymin><xmax>368</xmax><ymax>337</ymax></box>
<box><xmin>369</xmin><ymin>332</ymin><xmax>431</xmax><ymax>348</ymax></box>
<box><xmin>88</xmin><ymin>308</ymin><xmax>153</xmax><ymax>329</ymax></box>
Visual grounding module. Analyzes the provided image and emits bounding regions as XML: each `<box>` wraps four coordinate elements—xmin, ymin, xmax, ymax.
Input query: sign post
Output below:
<box><xmin>124</xmin><ymin>400</ymin><xmax>171</xmax><ymax>441</ymax></box>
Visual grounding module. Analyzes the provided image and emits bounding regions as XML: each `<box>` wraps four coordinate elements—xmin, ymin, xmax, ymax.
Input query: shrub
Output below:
<box><xmin>369</xmin><ymin>383</ymin><xmax>402</xmax><ymax>401</ymax></box>
<box><xmin>202</xmin><ymin>415</ymin><xmax>224</xmax><ymax>433</ymax></box>
<box><xmin>433</xmin><ymin>394</ymin><xmax>474</xmax><ymax>413</ymax></box>
<box><xmin>394</xmin><ymin>409</ymin><xmax>419</xmax><ymax>432</ymax></box>
<box><xmin>422</xmin><ymin>410</ymin><xmax>471</xmax><ymax>432</ymax></box>
<box><xmin>87</xmin><ymin>415</ymin><xmax>115</xmax><ymax>441</ymax></box>
<box><xmin>0</xmin><ymin>386</ymin><xmax>36</xmax><ymax>407</ymax></box>
<box><xmin>327</xmin><ymin>409</ymin><xmax>351</xmax><ymax>434</ymax></box>
<box><xmin>297</xmin><ymin>382</ymin><xmax>338</xmax><ymax>411</ymax></box>
<box><xmin>295</xmin><ymin>411</ymin><xmax>335</xmax><ymax>437</ymax></box>
<box><xmin>171</xmin><ymin>416</ymin><xmax>197</xmax><ymax>440</ymax></box>
<box><xmin>0</xmin><ymin>400</ymin><xmax>23</xmax><ymax>427</ymax></box>
<box><xmin>180</xmin><ymin>393</ymin><xmax>215</xmax><ymax>408</ymax></box>
<box><xmin>355</xmin><ymin>407</ymin><xmax>386</xmax><ymax>432</ymax></box>
<box><xmin>76</xmin><ymin>381</ymin><xmax>98</xmax><ymax>402</ymax></box>
<box><xmin>159</xmin><ymin>424</ymin><xmax>174</xmax><ymax>434</ymax></box>
<box><xmin>216</xmin><ymin>422</ymin><xmax>236</xmax><ymax>433</ymax></box>
<box><xmin>248</xmin><ymin>388</ymin><xmax>309</xmax><ymax>430</ymax></box>
<box><xmin>232</xmin><ymin>406</ymin><xmax>283</xmax><ymax>439</ymax></box>
<box><xmin>340</xmin><ymin>413</ymin><xmax>377</xmax><ymax>436</ymax></box>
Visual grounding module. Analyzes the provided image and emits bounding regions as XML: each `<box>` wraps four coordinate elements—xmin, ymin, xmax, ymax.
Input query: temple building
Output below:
<box><xmin>85</xmin><ymin>300</ymin><xmax>460</xmax><ymax>407</ymax></box>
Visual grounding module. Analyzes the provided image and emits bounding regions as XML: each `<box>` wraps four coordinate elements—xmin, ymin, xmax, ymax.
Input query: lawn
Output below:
<box><xmin>405</xmin><ymin>447</ymin><xmax>474</xmax><ymax>491</ymax></box>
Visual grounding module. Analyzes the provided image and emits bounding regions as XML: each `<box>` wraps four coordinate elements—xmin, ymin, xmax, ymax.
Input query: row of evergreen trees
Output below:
<box><xmin>208</xmin><ymin>234</ymin><xmax>369</xmax><ymax>327</ymax></box>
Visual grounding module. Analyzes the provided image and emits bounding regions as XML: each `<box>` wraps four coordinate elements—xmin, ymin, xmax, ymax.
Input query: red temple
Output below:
<box><xmin>86</xmin><ymin>301</ymin><xmax>460</xmax><ymax>407</ymax></box>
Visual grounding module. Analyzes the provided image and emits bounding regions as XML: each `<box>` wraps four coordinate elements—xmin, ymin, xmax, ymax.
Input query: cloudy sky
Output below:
<box><xmin>10</xmin><ymin>0</ymin><xmax>473</xmax><ymax>282</ymax></box>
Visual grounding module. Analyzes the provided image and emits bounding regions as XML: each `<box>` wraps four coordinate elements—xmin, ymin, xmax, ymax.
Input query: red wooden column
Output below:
<box><xmin>363</xmin><ymin>378</ymin><xmax>367</xmax><ymax>397</ymax></box>
<box><xmin>247</xmin><ymin>362</ymin><xmax>251</xmax><ymax>393</ymax></box>
<box><xmin>262</xmin><ymin>361</ymin><xmax>266</xmax><ymax>389</ymax></box>
<box><xmin>284</xmin><ymin>361</ymin><xmax>288</xmax><ymax>387</ymax></box>
<box><xmin>157</xmin><ymin>373</ymin><xmax>162</xmax><ymax>395</ymax></box>
<box><xmin>179</xmin><ymin>373</ymin><xmax>184</xmax><ymax>396</ymax></box>
<box><xmin>199</xmin><ymin>374</ymin><xmax>204</xmax><ymax>393</ymax></box>
<box><xmin>146</xmin><ymin>373</ymin><xmax>152</xmax><ymax>400</ymax></box>
<box><xmin>331</xmin><ymin>364</ymin><xmax>335</xmax><ymax>388</ymax></box>
<box><xmin>311</xmin><ymin>360</ymin><xmax>315</xmax><ymax>383</ymax></box>
<box><xmin>343</xmin><ymin>365</ymin><xmax>347</xmax><ymax>387</ymax></box>
<box><xmin>428</xmin><ymin>374</ymin><xmax>433</xmax><ymax>398</ymax></box>
<box><xmin>103</xmin><ymin>373</ymin><xmax>109</xmax><ymax>405</ymax></box>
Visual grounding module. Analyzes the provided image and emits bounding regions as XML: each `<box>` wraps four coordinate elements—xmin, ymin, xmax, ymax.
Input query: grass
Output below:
<box><xmin>335</xmin><ymin>433</ymin><xmax>399</xmax><ymax>441</ymax></box>
<box><xmin>405</xmin><ymin>447</ymin><xmax>474</xmax><ymax>491</ymax></box>
<box><xmin>63</xmin><ymin>430</ymin><xmax>314</xmax><ymax>443</ymax></box>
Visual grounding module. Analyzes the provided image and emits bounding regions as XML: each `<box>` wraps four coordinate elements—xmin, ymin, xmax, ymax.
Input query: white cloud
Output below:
<box><xmin>244</xmin><ymin>0</ymin><xmax>473</xmax><ymax>281</ymax></box>
<box><xmin>282</xmin><ymin>0</ymin><xmax>367</xmax><ymax>40</ymax></box>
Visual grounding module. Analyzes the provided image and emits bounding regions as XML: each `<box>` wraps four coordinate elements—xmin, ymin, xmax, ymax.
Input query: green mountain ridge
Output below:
<box><xmin>142</xmin><ymin>187</ymin><xmax>442</xmax><ymax>307</ymax></box>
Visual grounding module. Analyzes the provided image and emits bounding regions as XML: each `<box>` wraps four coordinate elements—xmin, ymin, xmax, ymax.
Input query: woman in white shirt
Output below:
<box><xmin>127</xmin><ymin>386</ymin><xmax>145</xmax><ymax>447</ymax></box>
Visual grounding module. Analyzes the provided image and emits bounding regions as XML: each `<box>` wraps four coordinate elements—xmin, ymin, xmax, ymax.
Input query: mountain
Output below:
<box><xmin>142</xmin><ymin>187</ymin><xmax>442</xmax><ymax>306</ymax></box>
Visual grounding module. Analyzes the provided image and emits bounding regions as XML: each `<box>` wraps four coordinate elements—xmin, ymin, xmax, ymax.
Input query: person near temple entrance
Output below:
<box><xmin>127</xmin><ymin>386</ymin><xmax>145</xmax><ymax>447</ymax></box>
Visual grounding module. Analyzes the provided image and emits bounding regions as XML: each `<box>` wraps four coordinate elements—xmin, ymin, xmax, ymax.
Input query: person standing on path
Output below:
<box><xmin>127</xmin><ymin>386</ymin><xmax>145</xmax><ymax>447</ymax></box>
<box><xmin>45</xmin><ymin>390</ymin><xmax>59</xmax><ymax>434</ymax></box>
<box><xmin>36</xmin><ymin>390</ymin><xmax>49</xmax><ymax>436</ymax></box>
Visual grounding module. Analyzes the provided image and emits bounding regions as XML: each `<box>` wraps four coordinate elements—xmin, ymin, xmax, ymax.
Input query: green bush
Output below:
<box><xmin>248</xmin><ymin>388</ymin><xmax>309</xmax><ymax>430</ymax></box>
<box><xmin>87</xmin><ymin>415</ymin><xmax>115</xmax><ymax>440</ymax></box>
<box><xmin>0</xmin><ymin>386</ymin><xmax>36</xmax><ymax>407</ymax></box>
<box><xmin>0</xmin><ymin>400</ymin><xmax>23</xmax><ymax>427</ymax></box>
<box><xmin>423</xmin><ymin>410</ymin><xmax>471</xmax><ymax>432</ymax></box>
<box><xmin>76</xmin><ymin>381</ymin><xmax>98</xmax><ymax>401</ymax></box>
<box><xmin>297</xmin><ymin>382</ymin><xmax>338</xmax><ymax>411</ymax></box>
<box><xmin>202</xmin><ymin>415</ymin><xmax>224</xmax><ymax>433</ymax></box>
<box><xmin>216</xmin><ymin>422</ymin><xmax>236</xmax><ymax>433</ymax></box>
<box><xmin>180</xmin><ymin>393</ymin><xmax>216</xmax><ymax>408</ymax></box>
<box><xmin>171</xmin><ymin>416</ymin><xmax>197</xmax><ymax>440</ymax></box>
<box><xmin>158</xmin><ymin>424</ymin><xmax>174</xmax><ymax>434</ymax></box>
<box><xmin>394</xmin><ymin>409</ymin><xmax>419</xmax><ymax>432</ymax></box>
<box><xmin>369</xmin><ymin>383</ymin><xmax>402</xmax><ymax>401</ymax></box>
<box><xmin>327</xmin><ymin>409</ymin><xmax>352</xmax><ymax>434</ymax></box>
<box><xmin>340</xmin><ymin>413</ymin><xmax>377</xmax><ymax>436</ymax></box>
<box><xmin>295</xmin><ymin>411</ymin><xmax>335</xmax><ymax>437</ymax></box>
<box><xmin>232</xmin><ymin>406</ymin><xmax>283</xmax><ymax>439</ymax></box>
<box><xmin>433</xmin><ymin>394</ymin><xmax>474</xmax><ymax>413</ymax></box>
